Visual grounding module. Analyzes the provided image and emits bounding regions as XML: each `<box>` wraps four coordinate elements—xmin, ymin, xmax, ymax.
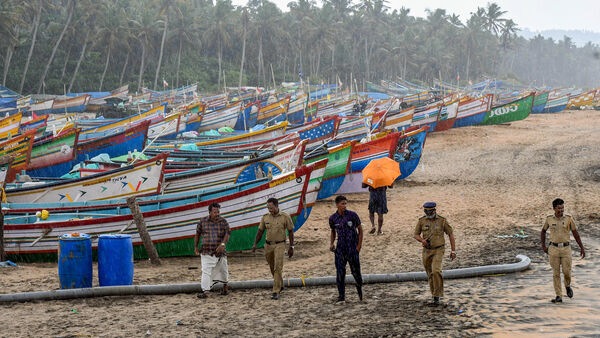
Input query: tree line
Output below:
<box><xmin>1</xmin><ymin>0</ymin><xmax>599</xmax><ymax>96</ymax></box>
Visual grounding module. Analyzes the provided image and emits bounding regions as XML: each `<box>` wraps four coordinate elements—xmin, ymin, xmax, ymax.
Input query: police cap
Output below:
<box><xmin>423</xmin><ymin>201</ymin><xmax>437</xmax><ymax>209</ymax></box>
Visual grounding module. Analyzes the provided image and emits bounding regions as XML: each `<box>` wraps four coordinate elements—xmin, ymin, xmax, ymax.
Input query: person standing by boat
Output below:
<box><xmin>194</xmin><ymin>202</ymin><xmax>230</xmax><ymax>298</ymax></box>
<box><xmin>329</xmin><ymin>195</ymin><xmax>363</xmax><ymax>302</ymax></box>
<box><xmin>541</xmin><ymin>198</ymin><xmax>585</xmax><ymax>303</ymax></box>
<box><xmin>252</xmin><ymin>197</ymin><xmax>295</xmax><ymax>300</ymax></box>
<box><xmin>363</xmin><ymin>183</ymin><xmax>390</xmax><ymax>235</ymax></box>
<box><xmin>413</xmin><ymin>201</ymin><xmax>456</xmax><ymax>306</ymax></box>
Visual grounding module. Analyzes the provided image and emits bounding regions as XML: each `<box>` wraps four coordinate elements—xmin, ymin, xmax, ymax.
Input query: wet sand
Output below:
<box><xmin>1</xmin><ymin>109</ymin><xmax>600</xmax><ymax>337</ymax></box>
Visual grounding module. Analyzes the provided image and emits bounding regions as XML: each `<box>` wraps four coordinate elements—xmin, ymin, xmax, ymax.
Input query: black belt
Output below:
<box><xmin>266</xmin><ymin>240</ymin><xmax>286</xmax><ymax>245</ymax></box>
<box><xmin>550</xmin><ymin>242</ymin><xmax>569</xmax><ymax>247</ymax></box>
<box><xmin>429</xmin><ymin>244</ymin><xmax>445</xmax><ymax>250</ymax></box>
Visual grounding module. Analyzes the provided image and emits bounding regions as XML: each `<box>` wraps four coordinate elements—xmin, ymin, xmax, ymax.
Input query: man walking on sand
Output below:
<box><xmin>413</xmin><ymin>201</ymin><xmax>456</xmax><ymax>306</ymax></box>
<box><xmin>252</xmin><ymin>197</ymin><xmax>295</xmax><ymax>300</ymax></box>
<box><xmin>329</xmin><ymin>195</ymin><xmax>363</xmax><ymax>302</ymax></box>
<box><xmin>194</xmin><ymin>202</ymin><xmax>230</xmax><ymax>298</ymax></box>
<box><xmin>541</xmin><ymin>198</ymin><xmax>585</xmax><ymax>303</ymax></box>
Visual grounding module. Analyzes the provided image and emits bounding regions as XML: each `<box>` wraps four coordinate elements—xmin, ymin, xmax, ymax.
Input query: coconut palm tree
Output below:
<box><xmin>37</xmin><ymin>0</ymin><xmax>75</xmax><ymax>93</ymax></box>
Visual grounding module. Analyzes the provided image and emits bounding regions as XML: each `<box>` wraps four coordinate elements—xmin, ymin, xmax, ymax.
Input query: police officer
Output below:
<box><xmin>541</xmin><ymin>198</ymin><xmax>585</xmax><ymax>303</ymax></box>
<box><xmin>252</xmin><ymin>197</ymin><xmax>295</xmax><ymax>300</ymax></box>
<box><xmin>413</xmin><ymin>202</ymin><xmax>456</xmax><ymax>306</ymax></box>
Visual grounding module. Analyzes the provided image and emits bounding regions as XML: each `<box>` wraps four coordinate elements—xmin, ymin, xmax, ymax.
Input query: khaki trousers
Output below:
<box><xmin>549</xmin><ymin>245</ymin><xmax>572</xmax><ymax>297</ymax></box>
<box><xmin>422</xmin><ymin>247</ymin><xmax>444</xmax><ymax>297</ymax></box>
<box><xmin>265</xmin><ymin>242</ymin><xmax>286</xmax><ymax>293</ymax></box>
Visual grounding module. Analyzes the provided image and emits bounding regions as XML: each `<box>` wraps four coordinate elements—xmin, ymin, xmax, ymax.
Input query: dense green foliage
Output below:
<box><xmin>1</xmin><ymin>0</ymin><xmax>599</xmax><ymax>95</ymax></box>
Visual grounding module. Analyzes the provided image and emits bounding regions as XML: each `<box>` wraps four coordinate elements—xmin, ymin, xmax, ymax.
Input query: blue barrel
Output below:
<box><xmin>98</xmin><ymin>234</ymin><xmax>134</xmax><ymax>286</ymax></box>
<box><xmin>58</xmin><ymin>233</ymin><xmax>93</xmax><ymax>289</ymax></box>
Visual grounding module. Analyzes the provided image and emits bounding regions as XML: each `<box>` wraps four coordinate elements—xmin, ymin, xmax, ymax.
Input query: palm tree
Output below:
<box><xmin>0</xmin><ymin>1</ymin><xmax>22</xmax><ymax>86</ymax></box>
<box><xmin>18</xmin><ymin>0</ymin><xmax>48</xmax><ymax>93</ymax></box>
<box><xmin>484</xmin><ymin>2</ymin><xmax>506</xmax><ymax>36</ymax></box>
<box><xmin>129</xmin><ymin>2</ymin><xmax>160</xmax><ymax>92</ymax></box>
<box><xmin>94</xmin><ymin>1</ymin><xmax>129</xmax><ymax>91</ymax></box>
<box><xmin>202</xmin><ymin>0</ymin><xmax>234</xmax><ymax>91</ymax></box>
<box><xmin>37</xmin><ymin>0</ymin><xmax>75</xmax><ymax>93</ymax></box>
<box><xmin>238</xmin><ymin>7</ymin><xmax>249</xmax><ymax>87</ymax></box>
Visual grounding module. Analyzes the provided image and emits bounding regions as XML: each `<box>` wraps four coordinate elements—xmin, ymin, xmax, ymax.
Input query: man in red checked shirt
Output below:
<box><xmin>194</xmin><ymin>202</ymin><xmax>231</xmax><ymax>298</ymax></box>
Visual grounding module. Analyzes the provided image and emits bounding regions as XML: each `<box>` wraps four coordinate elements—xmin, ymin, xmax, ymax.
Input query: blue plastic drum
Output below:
<box><xmin>98</xmin><ymin>234</ymin><xmax>134</xmax><ymax>286</ymax></box>
<box><xmin>58</xmin><ymin>233</ymin><xmax>93</xmax><ymax>289</ymax></box>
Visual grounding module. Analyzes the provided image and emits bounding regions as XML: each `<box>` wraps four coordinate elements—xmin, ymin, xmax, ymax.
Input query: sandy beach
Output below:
<box><xmin>1</xmin><ymin>109</ymin><xmax>599</xmax><ymax>337</ymax></box>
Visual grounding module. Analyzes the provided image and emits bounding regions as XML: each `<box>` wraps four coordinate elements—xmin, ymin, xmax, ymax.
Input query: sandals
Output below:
<box><xmin>220</xmin><ymin>285</ymin><xmax>229</xmax><ymax>296</ymax></box>
<box><xmin>369</xmin><ymin>227</ymin><xmax>376</xmax><ymax>234</ymax></box>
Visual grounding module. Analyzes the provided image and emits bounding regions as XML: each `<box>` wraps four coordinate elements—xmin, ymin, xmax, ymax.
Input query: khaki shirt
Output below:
<box><xmin>414</xmin><ymin>215</ymin><xmax>453</xmax><ymax>248</ymax></box>
<box><xmin>543</xmin><ymin>214</ymin><xmax>576</xmax><ymax>243</ymax></box>
<box><xmin>259</xmin><ymin>211</ymin><xmax>294</xmax><ymax>242</ymax></box>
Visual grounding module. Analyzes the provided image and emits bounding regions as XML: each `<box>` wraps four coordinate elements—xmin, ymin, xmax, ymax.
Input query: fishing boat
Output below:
<box><xmin>26</xmin><ymin>127</ymin><xmax>80</xmax><ymax>172</ymax></box>
<box><xmin>452</xmin><ymin>94</ymin><xmax>493</xmax><ymax>128</ymax></box>
<box><xmin>26</xmin><ymin>120</ymin><xmax>150</xmax><ymax>178</ymax></box>
<box><xmin>6</xmin><ymin>153</ymin><xmax>167</xmax><ymax>203</ymax></box>
<box><xmin>0</xmin><ymin>111</ymin><xmax>22</xmax><ymax>139</ymax></box>
<box><xmin>304</xmin><ymin>141</ymin><xmax>353</xmax><ymax>200</ymax></box>
<box><xmin>335</xmin><ymin>127</ymin><xmax>427</xmax><ymax>194</ymax></box>
<box><xmin>1</xmin><ymin>130</ymin><xmax>36</xmax><ymax>182</ymax></box>
<box><xmin>531</xmin><ymin>91</ymin><xmax>549</xmax><ymax>114</ymax></box>
<box><xmin>3</xmin><ymin>159</ymin><xmax>327</xmax><ymax>262</ymax></box>
<box><xmin>480</xmin><ymin>93</ymin><xmax>533</xmax><ymax>125</ymax></box>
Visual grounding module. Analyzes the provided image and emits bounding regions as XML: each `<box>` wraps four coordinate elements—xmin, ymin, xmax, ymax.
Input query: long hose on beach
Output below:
<box><xmin>0</xmin><ymin>255</ymin><xmax>530</xmax><ymax>303</ymax></box>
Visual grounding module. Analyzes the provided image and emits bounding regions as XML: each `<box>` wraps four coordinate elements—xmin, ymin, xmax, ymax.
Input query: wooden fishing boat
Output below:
<box><xmin>51</xmin><ymin>94</ymin><xmax>91</xmax><ymax>113</ymax></box>
<box><xmin>531</xmin><ymin>91</ymin><xmax>549</xmax><ymax>114</ymax></box>
<box><xmin>0</xmin><ymin>111</ymin><xmax>22</xmax><ymax>139</ymax></box>
<box><xmin>198</xmin><ymin>102</ymin><xmax>242</xmax><ymax>132</ymax></box>
<box><xmin>161</xmin><ymin>140</ymin><xmax>307</xmax><ymax>194</ymax></box>
<box><xmin>28</xmin><ymin>98</ymin><xmax>55</xmax><ymax>115</ymax></box>
<box><xmin>304</xmin><ymin>141</ymin><xmax>353</xmax><ymax>200</ymax></box>
<box><xmin>480</xmin><ymin>93</ymin><xmax>533</xmax><ymax>125</ymax></box>
<box><xmin>26</xmin><ymin>120</ymin><xmax>150</xmax><ymax>178</ymax></box>
<box><xmin>433</xmin><ymin>100</ymin><xmax>459</xmax><ymax>132</ymax></box>
<box><xmin>566</xmin><ymin>89</ymin><xmax>596</xmax><ymax>110</ymax></box>
<box><xmin>152</xmin><ymin>121</ymin><xmax>289</xmax><ymax>150</ymax></box>
<box><xmin>256</xmin><ymin>96</ymin><xmax>290</xmax><ymax>125</ymax></box>
<box><xmin>78</xmin><ymin>104</ymin><xmax>167</xmax><ymax>136</ymax></box>
<box><xmin>3</xmin><ymin>159</ymin><xmax>327</xmax><ymax>262</ymax></box>
<box><xmin>453</xmin><ymin>94</ymin><xmax>493</xmax><ymax>128</ymax></box>
<box><xmin>335</xmin><ymin>127</ymin><xmax>427</xmax><ymax>194</ymax></box>
<box><xmin>6</xmin><ymin>153</ymin><xmax>167</xmax><ymax>203</ymax></box>
<box><xmin>19</xmin><ymin>114</ymin><xmax>48</xmax><ymax>139</ymax></box>
<box><xmin>542</xmin><ymin>91</ymin><xmax>569</xmax><ymax>113</ymax></box>
<box><xmin>1</xmin><ymin>130</ymin><xmax>36</xmax><ymax>182</ymax></box>
<box><xmin>411</xmin><ymin>102</ymin><xmax>440</xmax><ymax>131</ymax></box>
<box><xmin>27</xmin><ymin>127</ymin><xmax>80</xmax><ymax>172</ymax></box>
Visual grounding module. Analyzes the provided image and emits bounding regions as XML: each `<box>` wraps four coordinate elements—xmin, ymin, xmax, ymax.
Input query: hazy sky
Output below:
<box><xmin>231</xmin><ymin>0</ymin><xmax>600</xmax><ymax>33</ymax></box>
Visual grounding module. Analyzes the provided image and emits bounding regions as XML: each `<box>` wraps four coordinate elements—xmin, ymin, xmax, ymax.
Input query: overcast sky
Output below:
<box><xmin>231</xmin><ymin>0</ymin><xmax>600</xmax><ymax>33</ymax></box>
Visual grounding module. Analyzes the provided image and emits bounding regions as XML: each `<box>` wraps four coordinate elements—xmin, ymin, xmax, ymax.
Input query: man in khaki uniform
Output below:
<box><xmin>541</xmin><ymin>198</ymin><xmax>585</xmax><ymax>303</ymax></box>
<box><xmin>252</xmin><ymin>197</ymin><xmax>295</xmax><ymax>300</ymax></box>
<box><xmin>413</xmin><ymin>202</ymin><xmax>456</xmax><ymax>306</ymax></box>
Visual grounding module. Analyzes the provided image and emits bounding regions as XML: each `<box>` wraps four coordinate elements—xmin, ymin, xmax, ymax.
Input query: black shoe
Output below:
<box><xmin>196</xmin><ymin>291</ymin><xmax>208</xmax><ymax>299</ymax></box>
<box><xmin>430</xmin><ymin>297</ymin><xmax>440</xmax><ymax>306</ymax></box>
<box><xmin>357</xmin><ymin>286</ymin><xmax>363</xmax><ymax>301</ymax></box>
<box><xmin>551</xmin><ymin>296</ymin><xmax>563</xmax><ymax>303</ymax></box>
<box><xmin>336</xmin><ymin>296</ymin><xmax>345</xmax><ymax>302</ymax></box>
<box><xmin>566</xmin><ymin>286</ymin><xmax>573</xmax><ymax>298</ymax></box>
<box><xmin>271</xmin><ymin>293</ymin><xmax>279</xmax><ymax>300</ymax></box>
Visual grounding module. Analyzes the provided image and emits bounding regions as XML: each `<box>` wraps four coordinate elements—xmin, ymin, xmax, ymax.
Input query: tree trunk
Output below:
<box><xmin>3</xmin><ymin>45</ymin><xmax>14</xmax><ymax>86</ymax></box>
<box><xmin>20</xmin><ymin>6</ymin><xmax>41</xmax><ymax>93</ymax></box>
<box><xmin>120</xmin><ymin>52</ymin><xmax>129</xmax><ymax>86</ymax></box>
<box><xmin>126</xmin><ymin>197</ymin><xmax>161</xmax><ymax>265</ymax></box>
<box><xmin>37</xmin><ymin>0</ymin><xmax>75</xmax><ymax>93</ymax></box>
<box><xmin>68</xmin><ymin>31</ymin><xmax>90</xmax><ymax>93</ymax></box>
<box><xmin>238</xmin><ymin>28</ymin><xmax>247</xmax><ymax>88</ymax></box>
<box><xmin>99</xmin><ymin>44</ymin><xmax>112</xmax><ymax>91</ymax></box>
<box><xmin>0</xmin><ymin>201</ymin><xmax>5</xmax><ymax>261</ymax></box>
<box><xmin>153</xmin><ymin>16</ymin><xmax>168</xmax><ymax>90</ymax></box>
<box><xmin>137</xmin><ymin>42</ymin><xmax>147</xmax><ymax>92</ymax></box>
<box><xmin>176</xmin><ymin>39</ymin><xmax>182</xmax><ymax>88</ymax></box>
<box><xmin>217</xmin><ymin>40</ymin><xmax>222</xmax><ymax>90</ymax></box>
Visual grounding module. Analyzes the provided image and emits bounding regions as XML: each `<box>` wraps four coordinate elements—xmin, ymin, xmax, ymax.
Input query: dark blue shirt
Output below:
<box><xmin>329</xmin><ymin>210</ymin><xmax>361</xmax><ymax>253</ymax></box>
